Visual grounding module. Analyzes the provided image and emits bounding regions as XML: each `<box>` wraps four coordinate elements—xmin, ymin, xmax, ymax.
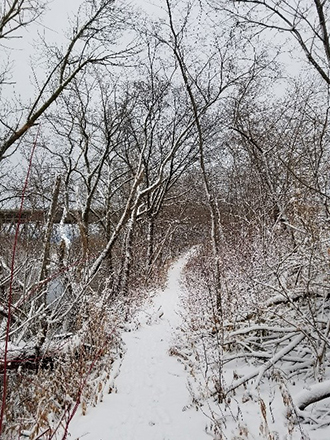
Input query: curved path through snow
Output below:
<box><xmin>67</xmin><ymin>256</ymin><xmax>210</xmax><ymax>440</ymax></box>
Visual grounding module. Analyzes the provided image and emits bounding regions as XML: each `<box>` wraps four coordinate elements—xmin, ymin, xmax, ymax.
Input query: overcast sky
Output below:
<box><xmin>5</xmin><ymin>0</ymin><xmax>164</xmax><ymax>100</ymax></box>
<box><xmin>0</xmin><ymin>0</ymin><xmax>166</xmax><ymax>172</ymax></box>
<box><xmin>0</xmin><ymin>0</ymin><xmax>306</xmax><ymax>181</ymax></box>
<box><xmin>3</xmin><ymin>0</ymin><xmax>303</xmax><ymax>106</ymax></box>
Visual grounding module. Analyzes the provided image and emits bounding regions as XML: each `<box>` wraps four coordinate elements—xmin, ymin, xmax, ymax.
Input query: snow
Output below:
<box><xmin>66</xmin><ymin>255</ymin><xmax>210</xmax><ymax>440</ymax></box>
<box><xmin>295</xmin><ymin>380</ymin><xmax>330</xmax><ymax>410</ymax></box>
<box><xmin>61</xmin><ymin>253</ymin><xmax>330</xmax><ymax>440</ymax></box>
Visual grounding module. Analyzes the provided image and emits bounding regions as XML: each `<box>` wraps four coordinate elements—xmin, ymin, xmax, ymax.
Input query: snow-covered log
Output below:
<box><xmin>0</xmin><ymin>333</ymin><xmax>76</xmax><ymax>372</ymax></box>
<box><xmin>294</xmin><ymin>380</ymin><xmax>330</xmax><ymax>411</ymax></box>
<box><xmin>0</xmin><ymin>344</ymin><xmax>55</xmax><ymax>372</ymax></box>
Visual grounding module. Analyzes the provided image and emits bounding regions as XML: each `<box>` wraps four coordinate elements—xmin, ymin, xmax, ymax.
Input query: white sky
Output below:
<box><xmin>1</xmin><ymin>0</ymin><xmax>307</xmax><ymax>123</ymax></box>
<box><xmin>3</xmin><ymin>0</ymin><xmax>164</xmax><ymax>101</ymax></box>
<box><xmin>2</xmin><ymin>0</ymin><xmax>305</xmax><ymax>103</ymax></box>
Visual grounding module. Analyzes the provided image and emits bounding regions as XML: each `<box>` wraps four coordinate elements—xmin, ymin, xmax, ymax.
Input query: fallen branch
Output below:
<box><xmin>294</xmin><ymin>380</ymin><xmax>330</xmax><ymax>411</ymax></box>
<box><xmin>223</xmin><ymin>351</ymin><xmax>312</xmax><ymax>365</ymax></box>
<box><xmin>226</xmin><ymin>332</ymin><xmax>305</xmax><ymax>395</ymax></box>
<box><xmin>225</xmin><ymin>324</ymin><xmax>297</xmax><ymax>338</ymax></box>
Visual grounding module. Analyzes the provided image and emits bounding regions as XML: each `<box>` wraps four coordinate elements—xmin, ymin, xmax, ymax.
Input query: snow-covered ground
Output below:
<box><xmin>67</xmin><ymin>255</ymin><xmax>210</xmax><ymax>440</ymax></box>
<box><xmin>64</xmin><ymin>253</ymin><xmax>330</xmax><ymax>440</ymax></box>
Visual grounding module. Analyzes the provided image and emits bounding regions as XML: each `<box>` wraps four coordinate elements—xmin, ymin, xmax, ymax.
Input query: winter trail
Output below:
<box><xmin>67</xmin><ymin>255</ymin><xmax>209</xmax><ymax>440</ymax></box>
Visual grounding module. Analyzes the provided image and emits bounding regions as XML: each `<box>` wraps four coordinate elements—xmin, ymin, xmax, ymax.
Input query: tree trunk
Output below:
<box><xmin>147</xmin><ymin>214</ymin><xmax>155</xmax><ymax>273</ymax></box>
<box><xmin>39</xmin><ymin>175</ymin><xmax>61</xmax><ymax>303</ymax></box>
<box><xmin>120</xmin><ymin>205</ymin><xmax>138</xmax><ymax>296</ymax></box>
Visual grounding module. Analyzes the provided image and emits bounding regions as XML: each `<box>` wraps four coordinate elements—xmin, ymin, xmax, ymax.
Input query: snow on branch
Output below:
<box><xmin>294</xmin><ymin>380</ymin><xmax>330</xmax><ymax>411</ymax></box>
<box><xmin>226</xmin><ymin>332</ymin><xmax>305</xmax><ymax>395</ymax></box>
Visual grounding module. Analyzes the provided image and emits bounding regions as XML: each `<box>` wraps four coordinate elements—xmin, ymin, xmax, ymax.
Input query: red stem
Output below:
<box><xmin>0</xmin><ymin>128</ymin><xmax>39</xmax><ymax>435</ymax></box>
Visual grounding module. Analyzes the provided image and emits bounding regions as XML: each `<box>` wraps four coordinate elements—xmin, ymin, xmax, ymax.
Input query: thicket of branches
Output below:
<box><xmin>1</xmin><ymin>0</ymin><xmax>330</xmax><ymax>438</ymax></box>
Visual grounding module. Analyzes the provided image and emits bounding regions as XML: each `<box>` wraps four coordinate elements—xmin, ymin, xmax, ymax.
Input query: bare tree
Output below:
<box><xmin>156</xmin><ymin>0</ymin><xmax>270</xmax><ymax>316</ymax></box>
<box><xmin>214</xmin><ymin>0</ymin><xmax>330</xmax><ymax>85</ymax></box>
<box><xmin>0</xmin><ymin>0</ymin><xmax>45</xmax><ymax>41</ymax></box>
<box><xmin>0</xmin><ymin>0</ymin><xmax>135</xmax><ymax>161</ymax></box>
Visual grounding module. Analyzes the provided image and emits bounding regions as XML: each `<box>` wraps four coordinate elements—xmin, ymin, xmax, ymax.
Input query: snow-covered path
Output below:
<box><xmin>67</xmin><ymin>256</ymin><xmax>210</xmax><ymax>440</ymax></box>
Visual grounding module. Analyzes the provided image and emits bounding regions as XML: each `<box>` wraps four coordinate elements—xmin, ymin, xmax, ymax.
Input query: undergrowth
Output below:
<box><xmin>174</xmin><ymin>244</ymin><xmax>330</xmax><ymax>439</ymax></box>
